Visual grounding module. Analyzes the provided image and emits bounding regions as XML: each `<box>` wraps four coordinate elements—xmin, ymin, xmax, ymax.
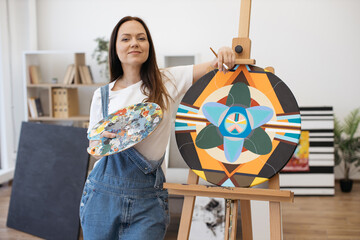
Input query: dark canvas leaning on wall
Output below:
<box><xmin>7</xmin><ymin>122</ymin><xmax>89</xmax><ymax>240</ymax></box>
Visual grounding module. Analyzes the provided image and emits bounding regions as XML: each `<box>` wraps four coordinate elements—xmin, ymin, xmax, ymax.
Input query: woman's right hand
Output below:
<box><xmin>88</xmin><ymin>131</ymin><xmax>117</xmax><ymax>159</ymax></box>
<box><xmin>100</xmin><ymin>131</ymin><xmax>116</xmax><ymax>138</ymax></box>
<box><xmin>89</xmin><ymin>131</ymin><xmax>116</xmax><ymax>149</ymax></box>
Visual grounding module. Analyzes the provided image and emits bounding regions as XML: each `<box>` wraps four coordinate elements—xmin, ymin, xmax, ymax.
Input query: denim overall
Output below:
<box><xmin>80</xmin><ymin>85</ymin><xmax>169</xmax><ymax>240</ymax></box>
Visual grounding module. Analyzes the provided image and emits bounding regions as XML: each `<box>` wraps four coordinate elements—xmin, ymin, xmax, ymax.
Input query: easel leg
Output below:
<box><xmin>224</xmin><ymin>200</ymin><xmax>231</xmax><ymax>240</ymax></box>
<box><xmin>177</xmin><ymin>170</ymin><xmax>199</xmax><ymax>240</ymax></box>
<box><xmin>224</xmin><ymin>199</ymin><xmax>239</xmax><ymax>240</ymax></box>
<box><xmin>240</xmin><ymin>200</ymin><xmax>253</xmax><ymax>240</ymax></box>
<box><xmin>268</xmin><ymin>174</ymin><xmax>282</xmax><ymax>240</ymax></box>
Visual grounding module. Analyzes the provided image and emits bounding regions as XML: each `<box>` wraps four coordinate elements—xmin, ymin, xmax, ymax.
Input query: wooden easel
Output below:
<box><xmin>163</xmin><ymin>0</ymin><xmax>294</xmax><ymax>239</ymax></box>
<box><xmin>164</xmin><ymin>171</ymin><xmax>293</xmax><ymax>240</ymax></box>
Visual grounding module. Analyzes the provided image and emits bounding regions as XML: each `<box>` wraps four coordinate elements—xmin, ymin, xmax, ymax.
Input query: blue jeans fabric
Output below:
<box><xmin>79</xmin><ymin>147</ymin><xmax>169</xmax><ymax>240</ymax></box>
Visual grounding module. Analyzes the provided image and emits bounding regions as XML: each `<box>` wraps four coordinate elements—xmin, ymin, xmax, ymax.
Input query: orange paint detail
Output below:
<box><xmin>114</xmin><ymin>108</ymin><xmax>127</xmax><ymax>116</ymax></box>
<box><xmin>238</xmin><ymin>65</ymin><xmax>256</xmax><ymax>86</ymax></box>
<box><xmin>238</xmin><ymin>141</ymin><xmax>280</xmax><ymax>174</ymax></box>
<box><xmin>142</xmin><ymin>110</ymin><xmax>149</xmax><ymax>117</ymax></box>
<box><xmin>193</xmin><ymin>69</ymin><xmax>239</xmax><ymax>108</ymax></box>
<box><xmin>227</xmin><ymin>164</ymin><xmax>247</xmax><ymax>178</ymax></box>
<box><xmin>219</xmin><ymin>163</ymin><xmax>231</xmax><ymax>177</ymax></box>
<box><xmin>277</xmin><ymin>119</ymin><xmax>291</xmax><ymax>123</ymax></box>
<box><xmin>190</xmin><ymin>132</ymin><xmax>224</xmax><ymax>171</ymax></box>
<box><xmin>224</xmin><ymin>67</ymin><xmax>243</xmax><ymax>85</ymax></box>
<box><xmin>248</xmin><ymin>72</ymin><xmax>284</xmax><ymax>114</ymax></box>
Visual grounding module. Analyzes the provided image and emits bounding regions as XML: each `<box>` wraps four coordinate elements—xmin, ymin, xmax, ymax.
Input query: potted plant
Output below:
<box><xmin>92</xmin><ymin>37</ymin><xmax>110</xmax><ymax>80</ymax></box>
<box><xmin>334</xmin><ymin>108</ymin><xmax>360</xmax><ymax>192</ymax></box>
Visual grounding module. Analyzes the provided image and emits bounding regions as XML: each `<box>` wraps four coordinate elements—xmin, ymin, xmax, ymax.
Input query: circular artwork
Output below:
<box><xmin>88</xmin><ymin>102</ymin><xmax>162</xmax><ymax>156</ymax></box>
<box><xmin>175</xmin><ymin>65</ymin><xmax>301</xmax><ymax>187</ymax></box>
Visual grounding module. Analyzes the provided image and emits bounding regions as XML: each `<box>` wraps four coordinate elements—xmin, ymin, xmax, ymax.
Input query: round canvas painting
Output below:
<box><xmin>175</xmin><ymin>65</ymin><xmax>301</xmax><ymax>187</ymax></box>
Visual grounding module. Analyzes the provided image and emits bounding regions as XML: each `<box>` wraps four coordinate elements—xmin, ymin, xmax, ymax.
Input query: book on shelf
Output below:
<box><xmin>78</xmin><ymin>65</ymin><xmax>86</xmax><ymax>84</ymax></box>
<box><xmin>62</xmin><ymin>64</ymin><xmax>75</xmax><ymax>85</ymax></box>
<box><xmin>28</xmin><ymin>98</ymin><xmax>37</xmax><ymax>118</ymax></box>
<box><xmin>52</xmin><ymin>88</ymin><xmax>79</xmax><ymax>118</ymax></box>
<box><xmin>29</xmin><ymin>65</ymin><xmax>42</xmax><ymax>84</ymax></box>
<box><xmin>85</xmin><ymin>65</ymin><xmax>94</xmax><ymax>84</ymax></box>
<box><xmin>53</xmin><ymin>89</ymin><xmax>62</xmax><ymax>118</ymax></box>
<box><xmin>27</xmin><ymin>97</ymin><xmax>44</xmax><ymax>118</ymax></box>
<box><xmin>34</xmin><ymin>98</ymin><xmax>44</xmax><ymax>117</ymax></box>
<box><xmin>78</xmin><ymin>65</ymin><xmax>94</xmax><ymax>84</ymax></box>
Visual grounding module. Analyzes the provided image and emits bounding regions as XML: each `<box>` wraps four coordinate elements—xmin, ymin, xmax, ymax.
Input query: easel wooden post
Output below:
<box><xmin>164</xmin><ymin>0</ymin><xmax>293</xmax><ymax>239</ymax></box>
<box><xmin>176</xmin><ymin>170</ymin><xmax>199</xmax><ymax>240</ymax></box>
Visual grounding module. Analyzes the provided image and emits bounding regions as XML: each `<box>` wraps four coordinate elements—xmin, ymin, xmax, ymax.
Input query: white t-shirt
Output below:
<box><xmin>87</xmin><ymin>65</ymin><xmax>193</xmax><ymax>161</ymax></box>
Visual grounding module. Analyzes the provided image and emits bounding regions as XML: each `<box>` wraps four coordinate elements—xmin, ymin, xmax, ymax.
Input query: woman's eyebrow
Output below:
<box><xmin>120</xmin><ymin>32</ymin><xmax>146</xmax><ymax>37</ymax></box>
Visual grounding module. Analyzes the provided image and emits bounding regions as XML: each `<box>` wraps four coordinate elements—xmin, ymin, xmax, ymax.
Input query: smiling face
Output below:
<box><xmin>116</xmin><ymin>20</ymin><xmax>150</xmax><ymax>67</ymax></box>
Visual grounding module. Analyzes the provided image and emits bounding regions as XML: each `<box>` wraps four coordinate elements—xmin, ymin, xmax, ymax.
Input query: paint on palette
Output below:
<box><xmin>88</xmin><ymin>102</ymin><xmax>162</xmax><ymax>156</ymax></box>
<box><xmin>175</xmin><ymin>65</ymin><xmax>301</xmax><ymax>187</ymax></box>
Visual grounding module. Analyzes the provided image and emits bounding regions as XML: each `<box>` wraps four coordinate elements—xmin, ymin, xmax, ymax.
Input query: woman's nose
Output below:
<box><xmin>130</xmin><ymin>38</ymin><xmax>139</xmax><ymax>47</ymax></box>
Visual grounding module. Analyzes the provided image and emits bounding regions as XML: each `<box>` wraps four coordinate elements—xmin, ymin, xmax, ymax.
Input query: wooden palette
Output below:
<box><xmin>175</xmin><ymin>65</ymin><xmax>301</xmax><ymax>187</ymax></box>
<box><xmin>88</xmin><ymin>102</ymin><xmax>163</xmax><ymax>156</ymax></box>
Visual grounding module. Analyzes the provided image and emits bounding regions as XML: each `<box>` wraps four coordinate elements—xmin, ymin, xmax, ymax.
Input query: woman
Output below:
<box><xmin>80</xmin><ymin>16</ymin><xmax>235</xmax><ymax>240</ymax></box>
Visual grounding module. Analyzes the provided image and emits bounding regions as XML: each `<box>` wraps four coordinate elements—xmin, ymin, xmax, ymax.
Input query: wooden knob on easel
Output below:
<box><xmin>235</xmin><ymin>45</ymin><xmax>243</xmax><ymax>53</ymax></box>
<box><xmin>232</xmin><ymin>37</ymin><xmax>251</xmax><ymax>60</ymax></box>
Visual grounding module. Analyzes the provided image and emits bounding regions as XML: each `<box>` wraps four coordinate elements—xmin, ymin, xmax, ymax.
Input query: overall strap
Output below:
<box><xmin>100</xmin><ymin>85</ymin><xmax>109</xmax><ymax>118</ymax></box>
<box><xmin>86</xmin><ymin>85</ymin><xmax>109</xmax><ymax>141</ymax></box>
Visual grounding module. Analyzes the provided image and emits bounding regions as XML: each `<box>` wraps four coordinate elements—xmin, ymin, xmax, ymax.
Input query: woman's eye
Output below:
<box><xmin>138</xmin><ymin>37</ymin><xmax>146</xmax><ymax>41</ymax></box>
<box><xmin>121</xmin><ymin>38</ymin><xmax>129</xmax><ymax>41</ymax></box>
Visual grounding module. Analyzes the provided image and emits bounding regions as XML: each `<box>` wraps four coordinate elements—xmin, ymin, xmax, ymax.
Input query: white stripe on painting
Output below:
<box><xmin>279</xmin><ymin>174</ymin><xmax>334</xmax><ymax>187</ymax></box>
<box><xmin>175</xmin><ymin>119</ymin><xmax>206</xmax><ymax>126</ymax></box>
<box><xmin>176</xmin><ymin>112</ymin><xmax>206</xmax><ymax>119</ymax></box>
<box><xmin>309</xmin><ymin>147</ymin><xmax>334</xmax><ymax>153</ymax></box>
<box><xmin>309</xmin><ymin>160</ymin><xmax>334</xmax><ymax>166</ymax></box>
<box><xmin>280</xmin><ymin>188</ymin><xmax>335</xmax><ymax>195</ymax></box>
<box><xmin>267</xmin><ymin>121</ymin><xmax>301</xmax><ymax>127</ymax></box>
<box><xmin>300</xmin><ymin>111</ymin><xmax>334</xmax><ymax>115</ymax></box>
<box><xmin>265</xmin><ymin>129</ymin><xmax>301</xmax><ymax>134</ymax></box>
<box><xmin>301</xmin><ymin>121</ymin><xmax>334</xmax><ymax>130</ymax></box>
<box><xmin>310</xmin><ymin>138</ymin><xmax>334</xmax><ymax>142</ymax></box>
<box><xmin>309</xmin><ymin>154</ymin><xmax>334</xmax><ymax>160</ymax></box>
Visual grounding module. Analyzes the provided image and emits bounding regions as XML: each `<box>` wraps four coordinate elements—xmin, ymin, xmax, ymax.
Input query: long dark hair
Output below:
<box><xmin>108</xmin><ymin>16</ymin><xmax>172</xmax><ymax>110</ymax></box>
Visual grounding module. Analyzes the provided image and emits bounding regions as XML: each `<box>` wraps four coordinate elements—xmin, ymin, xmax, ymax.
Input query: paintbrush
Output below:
<box><xmin>210</xmin><ymin>47</ymin><xmax>229</xmax><ymax>70</ymax></box>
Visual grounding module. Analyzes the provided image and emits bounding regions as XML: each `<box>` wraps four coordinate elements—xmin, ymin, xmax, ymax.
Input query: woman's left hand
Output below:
<box><xmin>212</xmin><ymin>47</ymin><xmax>235</xmax><ymax>73</ymax></box>
<box><xmin>193</xmin><ymin>46</ymin><xmax>236</xmax><ymax>83</ymax></box>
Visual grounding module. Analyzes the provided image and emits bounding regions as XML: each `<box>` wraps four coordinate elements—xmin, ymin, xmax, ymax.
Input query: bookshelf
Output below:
<box><xmin>23</xmin><ymin>50</ymin><xmax>106</xmax><ymax>126</ymax></box>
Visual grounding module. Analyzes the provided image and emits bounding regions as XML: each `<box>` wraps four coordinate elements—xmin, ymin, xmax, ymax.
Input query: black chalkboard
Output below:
<box><xmin>7</xmin><ymin>122</ymin><xmax>89</xmax><ymax>240</ymax></box>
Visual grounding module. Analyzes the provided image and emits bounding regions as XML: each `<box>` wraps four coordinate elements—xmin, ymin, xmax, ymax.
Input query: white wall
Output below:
<box><xmin>35</xmin><ymin>0</ymin><xmax>360</xmax><ymax>121</ymax></box>
<box><xmin>0</xmin><ymin>0</ymin><xmax>37</xmax><ymax>182</ymax></box>
<box><xmin>36</xmin><ymin>0</ymin><xmax>360</xmax><ymax>178</ymax></box>
<box><xmin>3</xmin><ymin>0</ymin><xmax>360</xmax><ymax>176</ymax></box>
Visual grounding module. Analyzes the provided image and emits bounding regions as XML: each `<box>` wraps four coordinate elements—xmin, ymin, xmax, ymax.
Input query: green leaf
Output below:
<box><xmin>226</xmin><ymin>82</ymin><xmax>251</xmax><ymax>107</ymax></box>
<box><xmin>195</xmin><ymin>124</ymin><xmax>223</xmax><ymax>149</ymax></box>
<box><xmin>343</xmin><ymin>108</ymin><xmax>360</xmax><ymax>138</ymax></box>
<box><xmin>333</xmin><ymin>109</ymin><xmax>360</xmax><ymax>179</ymax></box>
